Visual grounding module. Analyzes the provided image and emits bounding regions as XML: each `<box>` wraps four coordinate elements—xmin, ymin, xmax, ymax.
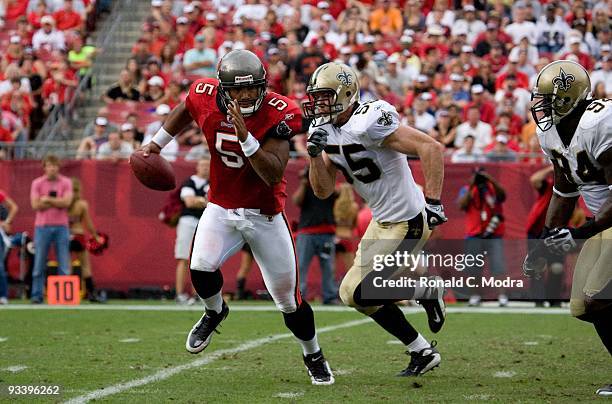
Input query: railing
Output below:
<box><xmin>34</xmin><ymin>0</ymin><xmax>136</xmax><ymax>158</ymax></box>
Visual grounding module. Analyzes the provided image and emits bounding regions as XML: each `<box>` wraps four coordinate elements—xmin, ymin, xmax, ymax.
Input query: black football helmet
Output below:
<box><xmin>217</xmin><ymin>50</ymin><xmax>267</xmax><ymax>116</ymax></box>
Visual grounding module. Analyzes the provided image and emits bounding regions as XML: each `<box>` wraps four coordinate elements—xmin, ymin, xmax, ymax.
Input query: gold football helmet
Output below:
<box><xmin>303</xmin><ymin>62</ymin><xmax>360</xmax><ymax>127</ymax></box>
<box><xmin>531</xmin><ymin>60</ymin><xmax>591</xmax><ymax>131</ymax></box>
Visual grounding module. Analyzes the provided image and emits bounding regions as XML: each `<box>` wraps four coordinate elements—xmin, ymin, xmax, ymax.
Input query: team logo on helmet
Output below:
<box><xmin>552</xmin><ymin>68</ymin><xmax>575</xmax><ymax>91</ymax></box>
<box><xmin>336</xmin><ymin>70</ymin><xmax>353</xmax><ymax>86</ymax></box>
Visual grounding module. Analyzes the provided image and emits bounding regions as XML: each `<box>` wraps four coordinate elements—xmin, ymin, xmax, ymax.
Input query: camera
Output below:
<box><xmin>49</xmin><ymin>190</ymin><xmax>57</xmax><ymax>197</ymax></box>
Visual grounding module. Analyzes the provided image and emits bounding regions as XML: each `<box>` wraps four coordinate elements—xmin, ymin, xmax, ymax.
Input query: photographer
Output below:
<box><xmin>29</xmin><ymin>155</ymin><xmax>73</xmax><ymax>304</ymax></box>
<box><xmin>457</xmin><ymin>168</ymin><xmax>508</xmax><ymax>306</ymax></box>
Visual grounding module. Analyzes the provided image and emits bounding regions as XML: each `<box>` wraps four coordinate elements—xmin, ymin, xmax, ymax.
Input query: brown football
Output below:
<box><xmin>129</xmin><ymin>150</ymin><xmax>176</xmax><ymax>191</ymax></box>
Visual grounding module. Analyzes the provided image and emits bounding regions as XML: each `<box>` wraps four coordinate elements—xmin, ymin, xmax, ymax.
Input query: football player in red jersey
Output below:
<box><xmin>139</xmin><ymin>50</ymin><xmax>334</xmax><ymax>385</ymax></box>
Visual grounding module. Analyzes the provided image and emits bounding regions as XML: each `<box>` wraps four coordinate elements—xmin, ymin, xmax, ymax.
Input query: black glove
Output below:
<box><xmin>307</xmin><ymin>129</ymin><xmax>328</xmax><ymax>157</ymax></box>
<box><xmin>424</xmin><ymin>198</ymin><xmax>447</xmax><ymax>229</ymax></box>
<box><xmin>543</xmin><ymin>227</ymin><xmax>577</xmax><ymax>254</ymax></box>
<box><xmin>522</xmin><ymin>239</ymin><xmax>548</xmax><ymax>279</ymax></box>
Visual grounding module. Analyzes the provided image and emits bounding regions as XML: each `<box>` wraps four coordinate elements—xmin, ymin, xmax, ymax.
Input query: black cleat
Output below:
<box><xmin>397</xmin><ymin>341</ymin><xmax>441</xmax><ymax>377</ymax></box>
<box><xmin>596</xmin><ymin>384</ymin><xmax>612</xmax><ymax>396</ymax></box>
<box><xmin>303</xmin><ymin>350</ymin><xmax>335</xmax><ymax>385</ymax></box>
<box><xmin>417</xmin><ymin>276</ymin><xmax>446</xmax><ymax>333</ymax></box>
<box><xmin>186</xmin><ymin>302</ymin><xmax>229</xmax><ymax>354</ymax></box>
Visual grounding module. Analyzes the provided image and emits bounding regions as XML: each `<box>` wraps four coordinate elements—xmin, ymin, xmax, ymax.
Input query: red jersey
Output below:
<box><xmin>526</xmin><ymin>178</ymin><xmax>553</xmax><ymax>236</ymax></box>
<box><xmin>185</xmin><ymin>78</ymin><xmax>303</xmax><ymax>215</ymax></box>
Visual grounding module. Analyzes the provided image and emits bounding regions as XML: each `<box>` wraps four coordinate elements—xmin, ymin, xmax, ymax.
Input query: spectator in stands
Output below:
<box><xmin>448</xmin><ymin>73</ymin><xmax>470</xmax><ymax>108</ymax></box>
<box><xmin>464</xmin><ymin>84</ymin><xmax>496</xmax><ymax>124</ymax></box>
<box><xmin>369</xmin><ymin>0</ymin><xmax>402</xmax><ymax>36</ymax></box>
<box><xmin>593</xmin><ymin>81</ymin><xmax>607</xmax><ymax>100</ymax></box>
<box><xmin>535</xmin><ymin>3</ymin><xmax>569</xmax><ymax>54</ymax></box>
<box><xmin>32</xmin><ymin>15</ymin><xmax>65</xmax><ymax>51</ymax></box>
<box><xmin>41</xmin><ymin>59</ymin><xmax>78</xmax><ymax>113</ymax></box>
<box><xmin>451</xmin><ymin>4</ymin><xmax>485</xmax><ymax>44</ymax></box>
<box><xmin>77</xmin><ymin>116</ymin><xmax>109</xmax><ymax>159</ymax></box>
<box><xmin>494</xmin><ymin>74</ymin><xmax>531</xmax><ymax>121</ymax></box>
<box><xmin>182</xmin><ymin>33</ymin><xmax>217</xmax><ymax>78</ymax></box>
<box><xmin>430</xmin><ymin>109</ymin><xmax>457</xmax><ymax>148</ymax></box>
<box><xmin>103</xmin><ymin>69</ymin><xmax>140</xmax><ymax>103</ymax></box>
<box><xmin>142</xmin><ymin>103</ymin><xmax>178</xmax><ymax>161</ymax></box>
<box><xmin>27</xmin><ymin>0</ymin><xmax>49</xmax><ymax>30</ymax></box>
<box><xmin>591</xmin><ymin>56</ymin><xmax>611</xmax><ymax>97</ymax></box>
<box><xmin>485</xmin><ymin>133</ymin><xmax>517</xmax><ymax>163</ymax></box>
<box><xmin>560</xmin><ymin>36</ymin><xmax>594</xmax><ymax>72</ymax></box>
<box><xmin>505</xmin><ymin>3</ymin><xmax>536</xmax><ymax>45</ymax></box>
<box><xmin>457</xmin><ymin>167</ymin><xmax>507</xmax><ymax>307</ymax></box>
<box><xmin>96</xmin><ymin>131</ymin><xmax>134</xmax><ymax>161</ymax></box>
<box><xmin>174</xmin><ymin>158</ymin><xmax>209</xmax><ymax>304</ymax></box>
<box><xmin>451</xmin><ymin>134</ymin><xmax>483</xmax><ymax>163</ymax></box>
<box><xmin>53</xmin><ymin>0</ymin><xmax>82</xmax><ymax>31</ymax></box>
<box><xmin>0</xmin><ymin>189</ymin><xmax>18</xmax><ymax>305</ymax></box>
<box><xmin>30</xmin><ymin>154</ymin><xmax>73</xmax><ymax>304</ymax></box>
<box><xmin>68</xmin><ymin>35</ymin><xmax>97</xmax><ymax>84</ymax></box>
<box><xmin>293</xmin><ymin>167</ymin><xmax>338</xmax><ymax>304</ymax></box>
<box><xmin>119</xmin><ymin>122</ymin><xmax>140</xmax><ymax>150</ymax></box>
<box><xmin>413</xmin><ymin>93</ymin><xmax>436</xmax><ymax>133</ymax></box>
<box><xmin>68</xmin><ymin>177</ymin><xmax>105</xmax><ymax>302</ymax></box>
<box><xmin>142</xmin><ymin>75</ymin><xmax>165</xmax><ymax>103</ymax></box>
<box><xmin>0</xmin><ymin>63</ymin><xmax>32</xmax><ymax>97</ymax></box>
<box><xmin>455</xmin><ymin>105</ymin><xmax>492</xmax><ymax>150</ymax></box>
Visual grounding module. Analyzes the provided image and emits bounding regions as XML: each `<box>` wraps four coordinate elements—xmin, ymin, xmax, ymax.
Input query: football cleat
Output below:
<box><xmin>417</xmin><ymin>276</ymin><xmax>446</xmax><ymax>333</ymax></box>
<box><xmin>596</xmin><ymin>384</ymin><xmax>612</xmax><ymax>396</ymax></box>
<box><xmin>468</xmin><ymin>294</ymin><xmax>482</xmax><ymax>307</ymax></box>
<box><xmin>186</xmin><ymin>302</ymin><xmax>229</xmax><ymax>354</ymax></box>
<box><xmin>397</xmin><ymin>341</ymin><xmax>441</xmax><ymax>377</ymax></box>
<box><xmin>303</xmin><ymin>350</ymin><xmax>335</xmax><ymax>385</ymax></box>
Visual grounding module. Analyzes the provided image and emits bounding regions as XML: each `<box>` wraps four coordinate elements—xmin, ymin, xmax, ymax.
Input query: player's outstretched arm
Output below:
<box><xmin>382</xmin><ymin>125</ymin><xmax>445</xmax><ymax>200</ymax></box>
<box><xmin>141</xmin><ymin>102</ymin><xmax>193</xmax><ymax>156</ymax></box>
<box><xmin>545</xmin><ymin>161</ymin><xmax>579</xmax><ymax>229</ymax></box>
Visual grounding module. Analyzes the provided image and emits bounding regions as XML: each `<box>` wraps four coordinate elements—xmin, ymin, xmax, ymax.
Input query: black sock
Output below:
<box><xmin>190</xmin><ymin>269</ymin><xmax>223</xmax><ymax>299</ymax></box>
<box><xmin>283</xmin><ymin>302</ymin><xmax>316</xmax><ymax>341</ymax></box>
<box><xmin>594</xmin><ymin>317</ymin><xmax>612</xmax><ymax>356</ymax></box>
<box><xmin>84</xmin><ymin>277</ymin><xmax>95</xmax><ymax>294</ymax></box>
<box><xmin>236</xmin><ymin>277</ymin><xmax>246</xmax><ymax>292</ymax></box>
<box><xmin>370</xmin><ymin>303</ymin><xmax>418</xmax><ymax>345</ymax></box>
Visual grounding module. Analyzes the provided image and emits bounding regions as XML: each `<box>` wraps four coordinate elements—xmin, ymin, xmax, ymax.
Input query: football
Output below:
<box><xmin>129</xmin><ymin>150</ymin><xmax>176</xmax><ymax>191</ymax></box>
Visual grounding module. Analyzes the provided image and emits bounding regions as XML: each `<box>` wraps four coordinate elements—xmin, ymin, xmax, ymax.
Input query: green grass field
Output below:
<box><xmin>0</xmin><ymin>302</ymin><xmax>609</xmax><ymax>403</ymax></box>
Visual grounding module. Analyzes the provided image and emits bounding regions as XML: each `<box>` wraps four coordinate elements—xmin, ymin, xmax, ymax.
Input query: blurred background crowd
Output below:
<box><xmin>0</xmin><ymin>0</ymin><xmax>609</xmax><ymax>162</ymax></box>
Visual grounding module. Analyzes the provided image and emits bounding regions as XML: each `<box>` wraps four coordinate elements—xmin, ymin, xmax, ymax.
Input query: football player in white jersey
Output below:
<box><xmin>304</xmin><ymin>62</ymin><xmax>448</xmax><ymax>377</ymax></box>
<box><xmin>523</xmin><ymin>60</ymin><xmax>612</xmax><ymax>397</ymax></box>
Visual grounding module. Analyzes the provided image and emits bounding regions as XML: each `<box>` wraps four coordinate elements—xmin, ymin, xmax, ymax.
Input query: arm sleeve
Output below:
<box><xmin>363</xmin><ymin>101</ymin><xmax>400</xmax><ymax>147</ymax></box>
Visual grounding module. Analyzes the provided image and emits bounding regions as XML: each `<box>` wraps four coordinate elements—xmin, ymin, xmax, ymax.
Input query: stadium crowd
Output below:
<box><xmin>0</xmin><ymin>0</ymin><xmax>103</xmax><ymax>158</ymax></box>
<box><xmin>73</xmin><ymin>0</ymin><xmax>612</xmax><ymax>163</ymax></box>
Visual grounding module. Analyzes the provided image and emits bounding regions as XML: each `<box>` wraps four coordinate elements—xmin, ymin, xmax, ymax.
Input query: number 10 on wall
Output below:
<box><xmin>47</xmin><ymin>276</ymin><xmax>81</xmax><ymax>305</ymax></box>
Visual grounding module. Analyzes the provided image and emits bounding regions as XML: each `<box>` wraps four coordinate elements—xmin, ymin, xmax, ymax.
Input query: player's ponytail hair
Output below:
<box><xmin>334</xmin><ymin>183</ymin><xmax>358</xmax><ymax>227</ymax></box>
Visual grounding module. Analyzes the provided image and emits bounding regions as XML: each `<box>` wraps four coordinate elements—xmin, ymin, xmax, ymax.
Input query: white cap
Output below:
<box><xmin>268</xmin><ymin>47</ymin><xmax>279</xmax><ymax>55</ymax></box>
<box><xmin>177</xmin><ymin>16</ymin><xmax>189</xmax><ymax>24</ymax></box>
<box><xmin>416</xmin><ymin>74</ymin><xmax>428</xmax><ymax>83</ymax></box>
<box><xmin>461</xmin><ymin>45</ymin><xmax>473</xmax><ymax>53</ymax></box>
<box><xmin>496</xmin><ymin>134</ymin><xmax>509</xmax><ymax>143</ymax></box>
<box><xmin>317</xmin><ymin>1</ymin><xmax>329</xmax><ymax>8</ymax></box>
<box><xmin>388</xmin><ymin>53</ymin><xmax>400</xmax><ymax>63</ymax></box>
<box><xmin>427</xmin><ymin>25</ymin><xmax>444</xmax><ymax>36</ymax></box>
<box><xmin>206</xmin><ymin>13</ymin><xmax>216</xmax><ymax>21</ymax></box>
<box><xmin>601</xmin><ymin>44</ymin><xmax>611</xmax><ymax>52</ymax></box>
<box><xmin>419</xmin><ymin>92</ymin><xmax>433</xmax><ymax>101</ymax></box>
<box><xmin>471</xmin><ymin>84</ymin><xmax>484</xmax><ymax>93</ymax></box>
<box><xmin>453</xmin><ymin>26</ymin><xmax>468</xmax><ymax>36</ymax></box>
<box><xmin>121</xmin><ymin>122</ymin><xmax>134</xmax><ymax>131</ymax></box>
<box><xmin>322</xmin><ymin>13</ymin><xmax>334</xmax><ymax>21</ymax></box>
<box><xmin>41</xmin><ymin>15</ymin><xmax>55</xmax><ymax>25</ymax></box>
<box><xmin>260</xmin><ymin>31</ymin><xmax>271</xmax><ymax>41</ymax></box>
<box><xmin>450</xmin><ymin>73</ymin><xmax>464</xmax><ymax>81</ymax></box>
<box><xmin>340</xmin><ymin>46</ymin><xmax>352</xmax><ymax>54</ymax></box>
<box><xmin>219</xmin><ymin>6</ymin><xmax>229</xmax><ymax>13</ymax></box>
<box><xmin>151</xmin><ymin>0</ymin><xmax>163</xmax><ymax>6</ymax></box>
<box><xmin>156</xmin><ymin>104</ymin><xmax>171</xmax><ymax>115</ymax></box>
<box><xmin>569</xmin><ymin>36</ymin><xmax>581</xmax><ymax>45</ymax></box>
<box><xmin>400</xmin><ymin>35</ymin><xmax>412</xmax><ymax>44</ymax></box>
<box><xmin>148</xmin><ymin>75</ymin><xmax>165</xmax><ymax>87</ymax></box>
<box><xmin>364</xmin><ymin>35</ymin><xmax>375</xmax><ymax>43</ymax></box>
<box><xmin>95</xmin><ymin>117</ymin><xmax>108</xmax><ymax>126</ymax></box>
<box><xmin>508</xmin><ymin>52</ymin><xmax>520</xmax><ymax>62</ymax></box>
<box><xmin>183</xmin><ymin>3</ymin><xmax>195</xmax><ymax>13</ymax></box>
<box><xmin>221</xmin><ymin>40</ymin><xmax>234</xmax><ymax>48</ymax></box>
<box><xmin>9</xmin><ymin>35</ymin><xmax>21</xmax><ymax>44</ymax></box>
<box><xmin>375</xmin><ymin>76</ymin><xmax>389</xmax><ymax>86</ymax></box>
<box><xmin>463</xmin><ymin>4</ymin><xmax>476</xmax><ymax>11</ymax></box>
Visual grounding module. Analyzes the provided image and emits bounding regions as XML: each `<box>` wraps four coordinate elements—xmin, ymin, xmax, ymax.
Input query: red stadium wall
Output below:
<box><xmin>0</xmin><ymin>160</ymin><xmax>545</xmax><ymax>297</ymax></box>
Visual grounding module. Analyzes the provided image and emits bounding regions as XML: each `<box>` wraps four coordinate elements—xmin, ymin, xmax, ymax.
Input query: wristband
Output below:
<box><xmin>425</xmin><ymin>197</ymin><xmax>441</xmax><ymax>205</ymax></box>
<box><xmin>151</xmin><ymin>127</ymin><xmax>174</xmax><ymax>148</ymax></box>
<box><xmin>240</xmin><ymin>132</ymin><xmax>260</xmax><ymax>157</ymax></box>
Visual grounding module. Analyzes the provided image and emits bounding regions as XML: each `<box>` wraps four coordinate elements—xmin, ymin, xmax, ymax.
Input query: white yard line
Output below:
<box><xmin>3</xmin><ymin>365</ymin><xmax>27</xmax><ymax>373</ymax></box>
<box><xmin>1</xmin><ymin>304</ymin><xmax>569</xmax><ymax>315</ymax></box>
<box><xmin>62</xmin><ymin>318</ymin><xmax>371</xmax><ymax>404</ymax></box>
